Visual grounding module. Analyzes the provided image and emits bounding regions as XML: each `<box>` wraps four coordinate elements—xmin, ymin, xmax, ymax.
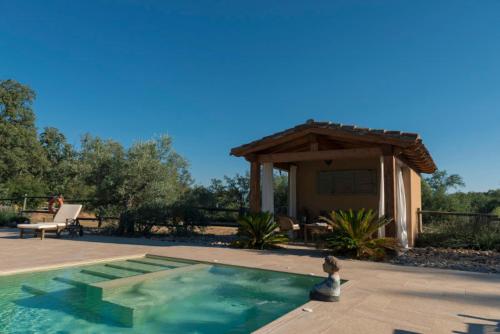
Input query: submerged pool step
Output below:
<box><xmin>81</xmin><ymin>269</ymin><xmax>122</xmax><ymax>280</ymax></box>
<box><xmin>145</xmin><ymin>254</ymin><xmax>196</xmax><ymax>265</ymax></box>
<box><xmin>88</xmin><ymin>263</ymin><xmax>210</xmax><ymax>300</ymax></box>
<box><xmin>126</xmin><ymin>259</ymin><xmax>178</xmax><ymax>269</ymax></box>
<box><xmin>104</xmin><ymin>263</ymin><xmax>153</xmax><ymax>274</ymax></box>
<box><xmin>21</xmin><ymin>284</ymin><xmax>47</xmax><ymax>296</ymax></box>
<box><xmin>54</xmin><ymin>276</ymin><xmax>92</xmax><ymax>289</ymax></box>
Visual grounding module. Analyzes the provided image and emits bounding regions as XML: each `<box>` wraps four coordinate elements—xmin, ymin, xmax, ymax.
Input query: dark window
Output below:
<box><xmin>317</xmin><ymin>170</ymin><xmax>377</xmax><ymax>195</ymax></box>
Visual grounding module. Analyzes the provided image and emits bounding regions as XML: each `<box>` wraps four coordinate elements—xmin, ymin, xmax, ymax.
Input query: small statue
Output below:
<box><xmin>310</xmin><ymin>256</ymin><xmax>341</xmax><ymax>302</ymax></box>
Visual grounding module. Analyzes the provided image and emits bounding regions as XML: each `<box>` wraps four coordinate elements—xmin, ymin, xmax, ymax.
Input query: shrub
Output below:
<box><xmin>168</xmin><ymin>202</ymin><xmax>207</xmax><ymax>236</ymax></box>
<box><xmin>0</xmin><ymin>207</ymin><xmax>29</xmax><ymax>227</ymax></box>
<box><xmin>118</xmin><ymin>202</ymin><xmax>207</xmax><ymax>237</ymax></box>
<box><xmin>118</xmin><ymin>203</ymin><xmax>170</xmax><ymax>236</ymax></box>
<box><xmin>320</xmin><ymin>209</ymin><xmax>399</xmax><ymax>260</ymax></box>
<box><xmin>416</xmin><ymin>231</ymin><xmax>500</xmax><ymax>251</ymax></box>
<box><xmin>232</xmin><ymin>212</ymin><xmax>288</xmax><ymax>249</ymax></box>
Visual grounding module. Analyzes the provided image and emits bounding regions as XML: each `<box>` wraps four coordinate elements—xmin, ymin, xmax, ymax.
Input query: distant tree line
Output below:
<box><xmin>1</xmin><ymin>79</ymin><xmax>499</xmax><ymax>218</ymax></box>
<box><xmin>422</xmin><ymin>170</ymin><xmax>500</xmax><ymax>215</ymax></box>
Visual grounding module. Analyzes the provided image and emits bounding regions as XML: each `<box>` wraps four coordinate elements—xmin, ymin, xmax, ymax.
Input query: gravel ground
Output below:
<box><xmin>391</xmin><ymin>247</ymin><xmax>500</xmax><ymax>274</ymax></box>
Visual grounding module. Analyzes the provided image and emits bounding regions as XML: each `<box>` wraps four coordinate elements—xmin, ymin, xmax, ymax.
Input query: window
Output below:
<box><xmin>317</xmin><ymin>170</ymin><xmax>377</xmax><ymax>195</ymax></box>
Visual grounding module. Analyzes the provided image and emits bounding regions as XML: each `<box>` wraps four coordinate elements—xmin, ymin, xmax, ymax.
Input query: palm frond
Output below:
<box><xmin>320</xmin><ymin>209</ymin><xmax>400</xmax><ymax>260</ymax></box>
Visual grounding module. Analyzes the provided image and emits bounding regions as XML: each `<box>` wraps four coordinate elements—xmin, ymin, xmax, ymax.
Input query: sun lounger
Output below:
<box><xmin>17</xmin><ymin>204</ymin><xmax>83</xmax><ymax>240</ymax></box>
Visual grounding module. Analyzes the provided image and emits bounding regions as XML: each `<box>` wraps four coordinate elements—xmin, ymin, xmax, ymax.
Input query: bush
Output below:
<box><xmin>168</xmin><ymin>202</ymin><xmax>208</xmax><ymax>236</ymax></box>
<box><xmin>231</xmin><ymin>212</ymin><xmax>288</xmax><ymax>249</ymax></box>
<box><xmin>416</xmin><ymin>232</ymin><xmax>500</xmax><ymax>251</ymax></box>
<box><xmin>118</xmin><ymin>203</ymin><xmax>170</xmax><ymax>236</ymax></box>
<box><xmin>118</xmin><ymin>202</ymin><xmax>207</xmax><ymax>237</ymax></box>
<box><xmin>320</xmin><ymin>209</ymin><xmax>400</xmax><ymax>261</ymax></box>
<box><xmin>0</xmin><ymin>207</ymin><xmax>29</xmax><ymax>227</ymax></box>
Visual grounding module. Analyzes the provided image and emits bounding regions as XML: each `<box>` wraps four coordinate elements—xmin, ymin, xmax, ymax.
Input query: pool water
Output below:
<box><xmin>0</xmin><ymin>256</ymin><xmax>322</xmax><ymax>333</ymax></box>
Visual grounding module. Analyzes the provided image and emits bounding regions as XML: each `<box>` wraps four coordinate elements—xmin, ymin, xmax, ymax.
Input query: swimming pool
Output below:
<box><xmin>0</xmin><ymin>255</ymin><xmax>322</xmax><ymax>333</ymax></box>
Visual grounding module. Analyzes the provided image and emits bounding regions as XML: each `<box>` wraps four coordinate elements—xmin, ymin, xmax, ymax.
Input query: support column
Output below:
<box><xmin>249</xmin><ymin>161</ymin><xmax>261</xmax><ymax>213</ymax></box>
<box><xmin>261</xmin><ymin>162</ymin><xmax>274</xmax><ymax>214</ymax></box>
<box><xmin>288</xmin><ymin>165</ymin><xmax>297</xmax><ymax>218</ymax></box>
<box><xmin>378</xmin><ymin>156</ymin><xmax>385</xmax><ymax>238</ymax></box>
<box><xmin>383</xmin><ymin>153</ymin><xmax>397</xmax><ymax>237</ymax></box>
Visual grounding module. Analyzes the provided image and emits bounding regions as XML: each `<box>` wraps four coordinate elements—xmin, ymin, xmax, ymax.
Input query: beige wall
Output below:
<box><xmin>295</xmin><ymin>158</ymin><xmax>380</xmax><ymax>219</ymax></box>
<box><xmin>295</xmin><ymin>157</ymin><xmax>422</xmax><ymax>246</ymax></box>
<box><xmin>407</xmin><ymin>168</ymin><xmax>422</xmax><ymax>246</ymax></box>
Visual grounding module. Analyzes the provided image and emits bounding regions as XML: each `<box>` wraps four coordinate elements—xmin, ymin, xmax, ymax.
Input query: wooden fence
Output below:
<box><xmin>416</xmin><ymin>209</ymin><xmax>500</xmax><ymax>249</ymax></box>
<box><xmin>0</xmin><ymin>195</ymin><xmax>246</xmax><ymax>228</ymax></box>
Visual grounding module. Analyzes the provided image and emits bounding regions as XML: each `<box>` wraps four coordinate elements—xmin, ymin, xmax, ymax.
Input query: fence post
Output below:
<box><xmin>417</xmin><ymin>209</ymin><xmax>423</xmax><ymax>233</ymax></box>
<box><xmin>22</xmin><ymin>194</ymin><xmax>28</xmax><ymax>212</ymax></box>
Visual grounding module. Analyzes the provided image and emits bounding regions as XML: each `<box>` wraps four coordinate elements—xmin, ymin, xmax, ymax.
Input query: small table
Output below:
<box><xmin>303</xmin><ymin>223</ymin><xmax>331</xmax><ymax>243</ymax></box>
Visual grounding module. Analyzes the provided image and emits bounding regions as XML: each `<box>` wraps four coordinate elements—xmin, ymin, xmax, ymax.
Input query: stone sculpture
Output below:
<box><xmin>309</xmin><ymin>255</ymin><xmax>341</xmax><ymax>302</ymax></box>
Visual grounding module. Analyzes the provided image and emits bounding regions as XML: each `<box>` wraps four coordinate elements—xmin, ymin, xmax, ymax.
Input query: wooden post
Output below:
<box><xmin>249</xmin><ymin>160</ymin><xmax>261</xmax><ymax>213</ymax></box>
<box><xmin>383</xmin><ymin>152</ymin><xmax>397</xmax><ymax>237</ymax></box>
<box><xmin>22</xmin><ymin>194</ymin><xmax>28</xmax><ymax>212</ymax></box>
<box><xmin>417</xmin><ymin>209</ymin><xmax>423</xmax><ymax>233</ymax></box>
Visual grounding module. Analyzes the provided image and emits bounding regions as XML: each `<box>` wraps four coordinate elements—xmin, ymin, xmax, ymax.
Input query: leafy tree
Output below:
<box><xmin>39</xmin><ymin>127</ymin><xmax>79</xmax><ymax>195</ymax></box>
<box><xmin>422</xmin><ymin>170</ymin><xmax>465</xmax><ymax>211</ymax></box>
<box><xmin>121</xmin><ymin>135</ymin><xmax>191</xmax><ymax>209</ymax></box>
<box><xmin>274</xmin><ymin>172</ymin><xmax>288</xmax><ymax>214</ymax></box>
<box><xmin>78</xmin><ymin>134</ymin><xmax>127</xmax><ymax>214</ymax></box>
<box><xmin>207</xmin><ymin>173</ymin><xmax>249</xmax><ymax>209</ymax></box>
<box><xmin>0</xmin><ymin>80</ymin><xmax>48</xmax><ymax>194</ymax></box>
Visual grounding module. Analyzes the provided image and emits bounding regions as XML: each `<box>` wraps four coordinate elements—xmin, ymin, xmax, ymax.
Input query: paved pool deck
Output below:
<box><xmin>0</xmin><ymin>228</ymin><xmax>499</xmax><ymax>334</ymax></box>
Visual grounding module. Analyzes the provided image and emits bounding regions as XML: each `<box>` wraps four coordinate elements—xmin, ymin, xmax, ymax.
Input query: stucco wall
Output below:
<box><xmin>295</xmin><ymin>157</ymin><xmax>422</xmax><ymax>246</ymax></box>
<box><xmin>408</xmin><ymin>168</ymin><xmax>422</xmax><ymax>246</ymax></box>
<box><xmin>295</xmin><ymin>158</ymin><xmax>380</xmax><ymax>219</ymax></box>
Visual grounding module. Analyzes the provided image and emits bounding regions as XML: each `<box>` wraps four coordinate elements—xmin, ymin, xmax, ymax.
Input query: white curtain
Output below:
<box><xmin>396</xmin><ymin>166</ymin><xmax>409</xmax><ymax>248</ymax></box>
<box><xmin>378</xmin><ymin>156</ymin><xmax>385</xmax><ymax>238</ymax></box>
<box><xmin>261</xmin><ymin>162</ymin><xmax>274</xmax><ymax>214</ymax></box>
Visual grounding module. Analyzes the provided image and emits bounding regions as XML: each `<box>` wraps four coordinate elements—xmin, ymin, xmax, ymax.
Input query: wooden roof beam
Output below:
<box><xmin>258</xmin><ymin>147</ymin><xmax>382</xmax><ymax>163</ymax></box>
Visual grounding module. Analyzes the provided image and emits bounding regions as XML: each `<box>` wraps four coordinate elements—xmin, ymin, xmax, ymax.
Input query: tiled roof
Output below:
<box><xmin>230</xmin><ymin>119</ymin><xmax>436</xmax><ymax>174</ymax></box>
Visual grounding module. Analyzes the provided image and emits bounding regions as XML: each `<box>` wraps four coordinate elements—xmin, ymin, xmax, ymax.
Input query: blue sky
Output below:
<box><xmin>1</xmin><ymin>1</ymin><xmax>499</xmax><ymax>191</ymax></box>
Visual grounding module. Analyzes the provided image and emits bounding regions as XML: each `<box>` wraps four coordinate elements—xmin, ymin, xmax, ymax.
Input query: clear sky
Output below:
<box><xmin>1</xmin><ymin>1</ymin><xmax>499</xmax><ymax>191</ymax></box>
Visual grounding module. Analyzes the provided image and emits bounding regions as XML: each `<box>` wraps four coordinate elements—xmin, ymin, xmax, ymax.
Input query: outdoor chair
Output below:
<box><xmin>277</xmin><ymin>215</ymin><xmax>300</xmax><ymax>239</ymax></box>
<box><xmin>17</xmin><ymin>204</ymin><xmax>83</xmax><ymax>240</ymax></box>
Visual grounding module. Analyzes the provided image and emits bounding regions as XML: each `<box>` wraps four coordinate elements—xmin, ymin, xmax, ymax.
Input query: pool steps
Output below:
<box><xmin>19</xmin><ymin>255</ymin><xmax>211</xmax><ymax>327</ymax></box>
<box><xmin>104</xmin><ymin>263</ymin><xmax>153</xmax><ymax>274</ymax></box>
<box><xmin>126</xmin><ymin>258</ymin><xmax>183</xmax><ymax>268</ymax></box>
<box><xmin>81</xmin><ymin>269</ymin><xmax>122</xmax><ymax>280</ymax></box>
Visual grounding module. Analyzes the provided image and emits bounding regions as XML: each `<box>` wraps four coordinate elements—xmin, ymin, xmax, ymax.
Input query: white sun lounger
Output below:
<box><xmin>17</xmin><ymin>204</ymin><xmax>83</xmax><ymax>240</ymax></box>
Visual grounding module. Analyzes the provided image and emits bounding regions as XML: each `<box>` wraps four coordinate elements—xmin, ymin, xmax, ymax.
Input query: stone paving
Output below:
<box><xmin>0</xmin><ymin>228</ymin><xmax>499</xmax><ymax>334</ymax></box>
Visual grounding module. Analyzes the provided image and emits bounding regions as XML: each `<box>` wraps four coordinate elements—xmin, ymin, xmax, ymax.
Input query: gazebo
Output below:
<box><xmin>230</xmin><ymin>120</ymin><xmax>436</xmax><ymax>247</ymax></box>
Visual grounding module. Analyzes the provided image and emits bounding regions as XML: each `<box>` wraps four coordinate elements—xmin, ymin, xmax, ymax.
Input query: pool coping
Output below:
<box><xmin>0</xmin><ymin>252</ymin><xmax>354</xmax><ymax>333</ymax></box>
<box><xmin>0</xmin><ymin>254</ymin><xmax>146</xmax><ymax>276</ymax></box>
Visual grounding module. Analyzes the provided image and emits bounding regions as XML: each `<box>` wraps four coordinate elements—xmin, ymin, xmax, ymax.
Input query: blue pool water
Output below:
<box><xmin>0</xmin><ymin>256</ymin><xmax>322</xmax><ymax>333</ymax></box>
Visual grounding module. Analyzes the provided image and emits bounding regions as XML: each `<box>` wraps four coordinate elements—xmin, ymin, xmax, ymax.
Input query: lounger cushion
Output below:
<box><xmin>17</xmin><ymin>222</ymin><xmax>66</xmax><ymax>229</ymax></box>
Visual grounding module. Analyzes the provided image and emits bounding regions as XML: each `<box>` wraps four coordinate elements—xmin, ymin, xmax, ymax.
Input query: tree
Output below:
<box><xmin>208</xmin><ymin>173</ymin><xmax>249</xmax><ymax>209</ymax></box>
<box><xmin>0</xmin><ymin>79</ymin><xmax>48</xmax><ymax>195</ymax></box>
<box><xmin>422</xmin><ymin>170</ymin><xmax>465</xmax><ymax>211</ymax></box>
<box><xmin>121</xmin><ymin>135</ymin><xmax>191</xmax><ymax>209</ymax></box>
<box><xmin>274</xmin><ymin>172</ymin><xmax>288</xmax><ymax>214</ymax></box>
<box><xmin>78</xmin><ymin>134</ymin><xmax>127</xmax><ymax>214</ymax></box>
<box><xmin>39</xmin><ymin>127</ymin><xmax>78</xmax><ymax>195</ymax></box>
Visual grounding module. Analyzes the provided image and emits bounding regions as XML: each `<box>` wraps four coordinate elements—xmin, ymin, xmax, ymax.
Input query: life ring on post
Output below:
<box><xmin>48</xmin><ymin>194</ymin><xmax>64</xmax><ymax>214</ymax></box>
<box><xmin>48</xmin><ymin>197</ymin><xmax>56</xmax><ymax>214</ymax></box>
